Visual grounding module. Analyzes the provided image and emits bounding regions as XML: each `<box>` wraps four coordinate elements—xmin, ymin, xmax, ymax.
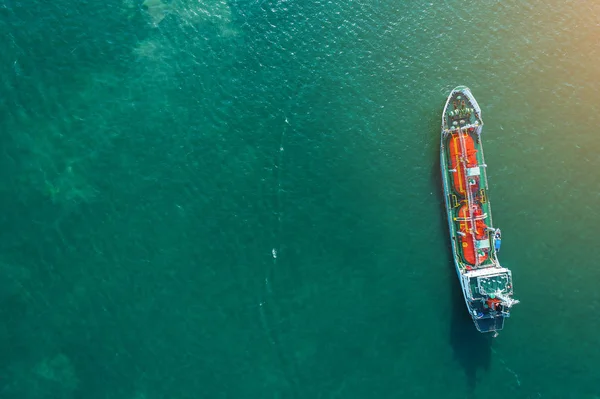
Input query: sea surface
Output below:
<box><xmin>0</xmin><ymin>0</ymin><xmax>599</xmax><ymax>398</ymax></box>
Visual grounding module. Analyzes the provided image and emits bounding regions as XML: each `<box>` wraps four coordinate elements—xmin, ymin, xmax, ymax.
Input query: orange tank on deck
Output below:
<box><xmin>449</xmin><ymin>132</ymin><xmax>478</xmax><ymax>197</ymax></box>
<box><xmin>457</xmin><ymin>203</ymin><xmax>489</xmax><ymax>266</ymax></box>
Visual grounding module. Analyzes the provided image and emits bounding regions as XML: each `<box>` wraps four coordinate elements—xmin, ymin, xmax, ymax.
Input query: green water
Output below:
<box><xmin>0</xmin><ymin>0</ymin><xmax>599</xmax><ymax>398</ymax></box>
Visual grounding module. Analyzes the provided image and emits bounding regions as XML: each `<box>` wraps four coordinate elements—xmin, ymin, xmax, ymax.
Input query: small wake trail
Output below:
<box><xmin>257</xmin><ymin>115</ymin><xmax>301</xmax><ymax>397</ymax></box>
<box><xmin>492</xmin><ymin>347</ymin><xmax>521</xmax><ymax>387</ymax></box>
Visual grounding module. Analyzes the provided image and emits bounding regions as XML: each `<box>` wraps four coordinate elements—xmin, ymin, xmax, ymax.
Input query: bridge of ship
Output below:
<box><xmin>464</xmin><ymin>269</ymin><xmax>513</xmax><ymax>301</ymax></box>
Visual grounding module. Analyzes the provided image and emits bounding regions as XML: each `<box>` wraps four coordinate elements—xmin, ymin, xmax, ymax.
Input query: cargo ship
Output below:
<box><xmin>440</xmin><ymin>86</ymin><xmax>519</xmax><ymax>335</ymax></box>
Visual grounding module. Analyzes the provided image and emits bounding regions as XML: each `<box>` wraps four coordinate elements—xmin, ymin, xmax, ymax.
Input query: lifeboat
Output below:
<box><xmin>448</xmin><ymin>131</ymin><xmax>479</xmax><ymax>197</ymax></box>
<box><xmin>456</xmin><ymin>202</ymin><xmax>489</xmax><ymax>265</ymax></box>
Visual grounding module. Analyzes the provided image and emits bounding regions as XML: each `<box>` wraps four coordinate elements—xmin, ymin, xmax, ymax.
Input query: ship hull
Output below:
<box><xmin>440</xmin><ymin>86</ymin><xmax>518</xmax><ymax>334</ymax></box>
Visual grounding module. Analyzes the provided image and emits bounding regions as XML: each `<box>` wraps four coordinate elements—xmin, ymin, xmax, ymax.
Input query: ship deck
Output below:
<box><xmin>441</xmin><ymin>87</ymin><xmax>498</xmax><ymax>273</ymax></box>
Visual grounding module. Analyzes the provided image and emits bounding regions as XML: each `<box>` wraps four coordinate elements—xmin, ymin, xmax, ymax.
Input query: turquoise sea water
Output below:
<box><xmin>1</xmin><ymin>0</ymin><xmax>599</xmax><ymax>398</ymax></box>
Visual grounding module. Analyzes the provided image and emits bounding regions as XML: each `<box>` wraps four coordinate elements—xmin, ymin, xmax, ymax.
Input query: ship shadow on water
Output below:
<box><xmin>430</xmin><ymin>135</ymin><xmax>492</xmax><ymax>394</ymax></box>
<box><xmin>447</xmin><ymin>265</ymin><xmax>492</xmax><ymax>393</ymax></box>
